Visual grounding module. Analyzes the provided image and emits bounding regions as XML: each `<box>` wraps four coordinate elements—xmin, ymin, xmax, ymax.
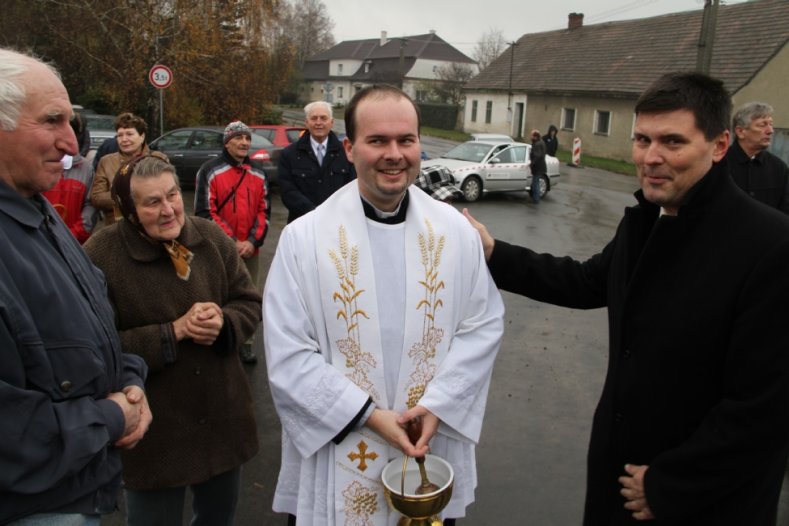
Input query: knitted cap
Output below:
<box><xmin>223</xmin><ymin>121</ymin><xmax>251</xmax><ymax>144</ymax></box>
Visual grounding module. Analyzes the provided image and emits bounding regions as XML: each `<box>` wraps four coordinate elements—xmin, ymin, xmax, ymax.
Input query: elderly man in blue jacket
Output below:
<box><xmin>0</xmin><ymin>48</ymin><xmax>151</xmax><ymax>526</ymax></box>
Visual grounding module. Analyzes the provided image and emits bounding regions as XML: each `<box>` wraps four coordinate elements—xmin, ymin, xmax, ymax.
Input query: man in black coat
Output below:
<box><xmin>465</xmin><ymin>72</ymin><xmax>789</xmax><ymax>525</ymax></box>
<box><xmin>725</xmin><ymin>101</ymin><xmax>789</xmax><ymax>213</ymax></box>
<box><xmin>277</xmin><ymin>100</ymin><xmax>355</xmax><ymax>223</ymax></box>
<box><xmin>529</xmin><ymin>129</ymin><xmax>547</xmax><ymax>204</ymax></box>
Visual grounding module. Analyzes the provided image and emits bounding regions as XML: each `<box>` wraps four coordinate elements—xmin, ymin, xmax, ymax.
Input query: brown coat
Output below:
<box><xmin>90</xmin><ymin>146</ymin><xmax>167</xmax><ymax>226</ymax></box>
<box><xmin>84</xmin><ymin>215</ymin><xmax>261</xmax><ymax>490</ymax></box>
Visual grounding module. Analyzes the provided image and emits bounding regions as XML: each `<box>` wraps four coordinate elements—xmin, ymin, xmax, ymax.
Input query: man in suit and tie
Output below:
<box><xmin>277</xmin><ymin>100</ymin><xmax>356</xmax><ymax>223</ymax></box>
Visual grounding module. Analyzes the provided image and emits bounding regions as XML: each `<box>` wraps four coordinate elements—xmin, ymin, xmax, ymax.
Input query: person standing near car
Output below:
<box><xmin>90</xmin><ymin>112</ymin><xmax>166</xmax><ymax>227</ymax></box>
<box><xmin>277</xmin><ymin>100</ymin><xmax>355</xmax><ymax>223</ymax></box>
<box><xmin>529</xmin><ymin>129</ymin><xmax>547</xmax><ymax>204</ymax></box>
<box><xmin>194</xmin><ymin>121</ymin><xmax>270</xmax><ymax>364</ymax></box>
<box><xmin>542</xmin><ymin>124</ymin><xmax>559</xmax><ymax>157</ymax></box>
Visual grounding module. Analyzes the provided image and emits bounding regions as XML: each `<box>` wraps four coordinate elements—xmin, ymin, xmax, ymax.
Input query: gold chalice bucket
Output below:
<box><xmin>382</xmin><ymin>454</ymin><xmax>454</xmax><ymax>526</ymax></box>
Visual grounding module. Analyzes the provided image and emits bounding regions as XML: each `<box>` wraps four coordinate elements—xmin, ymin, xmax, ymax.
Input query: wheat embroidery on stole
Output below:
<box><xmin>329</xmin><ymin>225</ymin><xmax>379</xmax><ymax>402</ymax></box>
<box><xmin>407</xmin><ymin>219</ymin><xmax>446</xmax><ymax>409</ymax></box>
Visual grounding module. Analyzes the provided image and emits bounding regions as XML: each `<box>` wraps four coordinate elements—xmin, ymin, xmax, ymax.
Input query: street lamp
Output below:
<box><xmin>507</xmin><ymin>41</ymin><xmax>517</xmax><ymax>123</ymax></box>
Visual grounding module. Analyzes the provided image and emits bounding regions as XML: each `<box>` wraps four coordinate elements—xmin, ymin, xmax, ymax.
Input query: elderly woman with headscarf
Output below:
<box><xmin>90</xmin><ymin>112</ymin><xmax>167</xmax><ymax>227</ymax></box>
<box><xmin>84</xmin><ymin>156</ymin><xmax>260</xmax><ymax>525</ymax></box>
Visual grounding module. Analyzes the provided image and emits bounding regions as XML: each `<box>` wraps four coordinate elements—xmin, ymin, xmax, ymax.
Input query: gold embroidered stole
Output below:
<box><xmin>314</xmin><ymin>184</ymin><xmax>456</xmax><ymax>525</ymax></box>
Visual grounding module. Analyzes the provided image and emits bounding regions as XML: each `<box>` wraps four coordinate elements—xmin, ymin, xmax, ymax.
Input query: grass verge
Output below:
<box><xmin>554</xmin><ymin>149</ymin><xmax>636</xmax><ymax>176</ymax></box>
<box><xmin>421</xmin><ymin>127</ymin><xmax>471</xmax><ymax>142</ymax></box>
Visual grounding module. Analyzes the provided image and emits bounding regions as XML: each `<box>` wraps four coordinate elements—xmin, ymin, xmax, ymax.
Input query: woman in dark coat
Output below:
<box><xmin>85</xmin><ymin>156</ymin><xmax>261</xmax><ymax>526</ymax></box>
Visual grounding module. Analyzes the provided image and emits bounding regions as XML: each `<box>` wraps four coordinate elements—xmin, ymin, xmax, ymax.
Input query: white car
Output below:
<box><xmin>470</xmin><ymin>133</ymin><xmax>514</xmax><ymax>142</ymax></box>
<box><xmin>422</xmin><ymin>140</ymin><xmax>560</xmax><ymax>202</ymax></box>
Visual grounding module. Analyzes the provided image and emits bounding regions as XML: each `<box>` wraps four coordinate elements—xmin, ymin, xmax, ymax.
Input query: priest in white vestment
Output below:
<box><xmin>263</xmin><ymin>85</ymin><xmax>505</xmax><ymax>526</ymax></box>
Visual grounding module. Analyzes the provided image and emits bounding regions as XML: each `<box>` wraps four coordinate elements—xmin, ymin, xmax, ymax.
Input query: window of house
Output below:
<box><xmin>595</xmin><ymin>110</ymin><xmax>611</xmax><ymax>135</ymax></box>
<box><xmin>562</xmin><ymin>108</ymin><xmax>576</xmax><ymax>131</ymax></box>
<box><xmin>471</xmin><ymin>100</ymin><xmax>478</xmax><ymax>122</ymax></box>
<box><xmin>485</xmin><ymin>101</ymin><xmax>493</xmax><ymax>124</ymax></box>
<box><xmin>338</xmin><ymin>87</ymin><xmax>344</xmax><ymax>98</ymax></box>
<box><xmin>337</xmin><ymin>64</ymin><xmax>343</xmax><ymax>75</ymax></box>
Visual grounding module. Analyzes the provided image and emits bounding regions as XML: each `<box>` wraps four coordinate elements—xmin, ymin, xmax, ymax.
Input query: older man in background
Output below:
<box><xmin>277</xmin><ymin>100</ymin><xmax>355</xmax><ymax>223</ymax></box>
<box><xmin>725</xmin><ymin>102</ymin><xmax>789</xmax><ymax>213</ymax></box>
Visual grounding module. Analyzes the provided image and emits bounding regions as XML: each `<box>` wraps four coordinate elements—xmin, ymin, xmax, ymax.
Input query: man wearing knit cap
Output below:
<box><xmin>195</xmin><ymin>120</ymin><xmax>270</xmax><ymax>364</ymax></box>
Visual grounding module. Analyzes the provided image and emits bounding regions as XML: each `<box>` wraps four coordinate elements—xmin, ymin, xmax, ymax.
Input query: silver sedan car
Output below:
<box><xmin>422</xmin><ymin>140</ymin><xmax>560</xmax><ymax>202</ymax></box>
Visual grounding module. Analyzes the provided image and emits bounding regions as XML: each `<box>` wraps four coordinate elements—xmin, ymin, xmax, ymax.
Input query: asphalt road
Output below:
<box><xmin>102</xmin><ymin>164</ymin><xmax>789</xmax><ymax>525</ymax></box>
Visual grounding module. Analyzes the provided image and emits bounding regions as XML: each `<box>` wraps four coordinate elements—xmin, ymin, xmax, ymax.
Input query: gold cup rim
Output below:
<box><xmin>381</xmin><ymin>454</ymin><xmax>455</xmax><ymax>499</ymax></box>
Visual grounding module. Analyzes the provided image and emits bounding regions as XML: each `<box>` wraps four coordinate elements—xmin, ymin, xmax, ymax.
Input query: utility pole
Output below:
<box><xmin>696</xmin><ymin>0</ymin><xmax>719</xmax><ymax>73</ymax></box>
<box><xmin>398</xmin><ymin>38</ymin><xmax>408</xmax><ymax>88</ymax></box>
<box><xmin>507</xmin><ymin>41</ymin><xmax>517</xmax><ymax>122</ymax></box>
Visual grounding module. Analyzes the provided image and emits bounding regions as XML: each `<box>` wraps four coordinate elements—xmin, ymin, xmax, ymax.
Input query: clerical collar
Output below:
<box><xmin>360</xmin><ymin>191</ymin><xmax>409</xmax><ymax>224</ymax></box>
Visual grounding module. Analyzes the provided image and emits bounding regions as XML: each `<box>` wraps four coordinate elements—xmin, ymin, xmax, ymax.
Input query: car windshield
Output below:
<box><xmin>83</xmin><ymin>115</ymin><xmax>115</xmax><ymax>131</ymax></box>
<box><xmin>251</xmin><ymin>134</ymin><xmax>272</xmax><ymax>149</ymax></box>
<box><xmin>442</xmin><ymin>142</ymin><xmax>493</xmax><ymax>162</ymax></box>
<box><xmin>286</xmin><ymin>129</ymin><xmax>304</xmax><ymax>143</ymax></box>
<box><xmin>252</xmin><ymin>129</ymin><xmax>275</xmax><ymax>141</ymax></box>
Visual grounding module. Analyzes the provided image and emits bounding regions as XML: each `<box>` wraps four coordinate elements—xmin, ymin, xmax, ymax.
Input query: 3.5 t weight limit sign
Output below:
<box><xmin>149</xmin><ymin>65</ymin><xmax>173</xmax><ymax>89</ymax></box>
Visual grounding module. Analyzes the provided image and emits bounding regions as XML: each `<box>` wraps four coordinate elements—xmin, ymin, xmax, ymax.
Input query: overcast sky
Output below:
<box><xmin>324</xmin><ymin>0</ymin><xmax>751</xmax><ymax>56</ymax></box>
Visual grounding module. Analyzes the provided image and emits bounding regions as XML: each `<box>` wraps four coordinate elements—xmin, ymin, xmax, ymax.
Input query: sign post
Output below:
<box><xmin>570</xmin><ymin>137</ymin><xmax>582</xmax><ymax>168</ymax></box>
<box><xmin>149</xmin><ymin>64</ymin><xmax>173</xmax><ymax>137</ymax></box>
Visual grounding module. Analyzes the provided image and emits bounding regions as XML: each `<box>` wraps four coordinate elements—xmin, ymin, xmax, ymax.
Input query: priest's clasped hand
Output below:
<box><xmin>399</xmin><ymin>405</ymin><xmax>439</xmax><ymax>457</ymax></box>
<box><xmin>365</xmin><ymin>405</ymin><xmax>439</xmax><ymax>458</ymax></box>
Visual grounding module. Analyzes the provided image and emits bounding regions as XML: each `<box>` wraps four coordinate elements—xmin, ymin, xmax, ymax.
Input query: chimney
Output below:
<box><xmin>380</xmin><ymin>31</ymin><xmax>388</xmax><ymax>46</ymax></box>
<box><xmin>568</xmin><ymin>12</ymin><xmax>584</xmax><ymax>30</ymax></box>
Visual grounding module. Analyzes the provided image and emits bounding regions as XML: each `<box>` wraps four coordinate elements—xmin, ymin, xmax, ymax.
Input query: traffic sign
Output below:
<box><xmin>149</xmin><ymin>64</ymin><xmax>173</xmax><ymax>89</ymax></box>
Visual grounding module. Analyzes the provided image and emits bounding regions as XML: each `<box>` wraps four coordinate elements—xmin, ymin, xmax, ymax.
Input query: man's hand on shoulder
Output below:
<box><xmin>462</xmin><ymin>209</ymin><xmax>495</xmax><ymax>262</ymax></box>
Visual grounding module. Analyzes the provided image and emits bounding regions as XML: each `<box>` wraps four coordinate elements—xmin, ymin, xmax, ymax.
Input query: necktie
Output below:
<box><xmin>316</xmin><ymin>144</ymin><xmax>325</xmax><ymax>165</ymax></box>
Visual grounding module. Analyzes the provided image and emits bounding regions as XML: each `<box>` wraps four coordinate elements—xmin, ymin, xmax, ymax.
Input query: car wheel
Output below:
<box><xmin>461</xmin><ymin>176</ymin><xmax>482</xmax><ymax>202</ymax></box>
<box><xmin>539</xmin><ymin>174</ymin><xmax>550</xmax><ymax>198</ymax></box>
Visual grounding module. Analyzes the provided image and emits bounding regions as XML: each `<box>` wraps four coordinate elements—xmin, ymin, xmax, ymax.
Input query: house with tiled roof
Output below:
<box><xmin>300</xmin><ymin>31</ymin><xmax>477</xmax><ymax>106</ymax></box>
<box><xmin>463</xmin><ymin>0</ymin><xmax>789</xmax><ymax>161</ymax></box>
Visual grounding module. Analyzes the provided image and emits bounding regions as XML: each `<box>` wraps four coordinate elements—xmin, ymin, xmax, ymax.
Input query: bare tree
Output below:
<box><xmin>279</xmin><ymin>0</ymin><xmax>336</xmax><ymax>67</ymax></box>
<box><xmin>473</xmin><ymin>28</ymin><xmax>507</xmax><ymax>71</ymax></box>
<box><xmin>431</xmin><ymin>62</ymin><xmax>476</xmax><ymax>106</ymax></box>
